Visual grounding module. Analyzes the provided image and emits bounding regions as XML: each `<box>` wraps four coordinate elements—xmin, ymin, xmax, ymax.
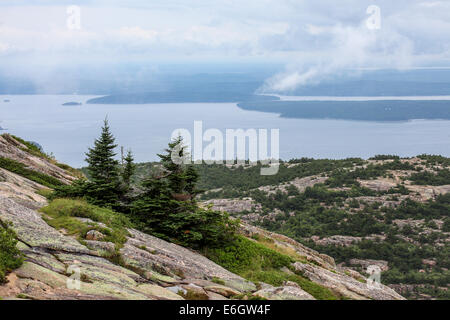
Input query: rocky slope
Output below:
<box><xmin>0</xmin><ymin>135</ymin><xmax>404</xmax><ymax>300</ymax></box>
<box><xmin>199</xmin><ymin>157</ymin><xmax>450</xmax><ymax>300</ymax></box>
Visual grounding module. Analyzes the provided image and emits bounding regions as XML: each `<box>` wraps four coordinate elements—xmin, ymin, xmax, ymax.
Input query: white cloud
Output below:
<box><xmin>0</xmin><ymin>0</ymin><xmax>449</xmax><ymax>91</ymax></box>
<box><xmin>260</xmin><ymin>21</ymin><xmax>416</xmax><ymax>92</ymax></box>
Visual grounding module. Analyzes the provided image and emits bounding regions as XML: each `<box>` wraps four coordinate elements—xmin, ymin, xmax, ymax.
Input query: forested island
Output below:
<box><xmin>87</xmin><ymin>92</ymin><xmax>277</xmax><ymax>104</ymax></box>
<box><xmin>237</xmin><ymin>100</ymin><xmax>450</xmax><ymax>121</ymax></box>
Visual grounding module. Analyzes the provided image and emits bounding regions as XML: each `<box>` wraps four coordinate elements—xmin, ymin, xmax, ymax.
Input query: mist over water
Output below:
<box><xmin>270</xmin><ymin>95</ymin><xmax>450</xmax><ymax>101</ymax></box>
<box><xmin>1</xmin><ymin>95</ymin><xmax>449</xmax><ymax>168</ymax></box>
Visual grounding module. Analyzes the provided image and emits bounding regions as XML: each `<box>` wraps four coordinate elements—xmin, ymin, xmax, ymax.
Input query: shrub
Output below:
<box><xmin>0</xmin><ymin>157</ymin><xmax>64</xmax><ymax>188</ymax></box>
<box><xmin>203</xmin><ymin>236</ymin><xmax>293</xmax><ymax>274</ymax></box>
<box><xmin>409</xmin><ymin>169</ymin><xmax>450</xmax><ymax>186</ymax></box>
<box><xmin>132</xmin><ymin>195</ymin><xmax>238</xmax><ymax>248</ymax></box>
<box><xmin>369</xmin><ymin>155</ymin><xmax>400</xmax><ymax>160</ymax></box>
<box><xmin>8</xmin><ymin>135</ymin><xmax>49</xmax><ymax>159</ymax></box>
<box><xmin>0</xmin><ymin>221</ymin><xmax>23</xmax><ymax>284</ymax></box>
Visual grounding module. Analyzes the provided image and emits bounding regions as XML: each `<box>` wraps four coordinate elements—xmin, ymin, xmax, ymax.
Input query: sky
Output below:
<box><xmin>0</xmin><ymin>0</ymin><xmax>449</xmax><ymax>92</ymax></box>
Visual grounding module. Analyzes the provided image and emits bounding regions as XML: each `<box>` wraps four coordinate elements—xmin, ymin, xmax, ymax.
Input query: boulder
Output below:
<box><xmin>85</xmin><ymin>240</ymin><xmax>116</xmax><ymax>254</ymax></box>
<box><xmin>292</xmin><ymin>262</ymin><xmax>405</xmax><ymax>300</ymax></box>
<box><xmin>203</xmin><ymin>284</ymin><xmax>241</xmax><ymax>297</ymax></box>
<box><xmin>206</xmin><ymin>291</ymin><xmax>229</xmax><ymax>300</ymax></box>
<box><xmin>85</xmin><ymin>230</ymin><xmax>105</xmax><ymax>241</ymax></box>
<box><xmin>254</xmin><ymin>285</ymin><xmax>315</xmax><ymax>300</ymax></box>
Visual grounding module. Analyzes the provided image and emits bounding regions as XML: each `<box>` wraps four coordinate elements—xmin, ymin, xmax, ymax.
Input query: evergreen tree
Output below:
<box><xmin>83</xmin><ymin>118</ymin><xmax>120</xmax><ymax>207</ymax></box>
<box><xmin>157</xmin><ymin>136</ymin><xmax>189</xmax><ymax>195</ymax></box>
<box><xmin>131</xmin><ymin>137</ymin><xmax>237</xmax><ymax>248</ymax></box>
<box><xmin>122</xmin><ymin>149</ymin><xmax>136</xmax><ymax>189</ymax></box>
<box><xmin>184</xmin><ymin>166</ymin><xmax>200</xmax><ymax>196</ymax></box>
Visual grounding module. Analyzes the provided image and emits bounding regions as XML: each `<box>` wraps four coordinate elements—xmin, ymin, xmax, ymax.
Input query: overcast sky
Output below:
<box><xmin>1</xmin><ymin>0</ymin><xmax>449</xmax><ymax>91</ymax></box>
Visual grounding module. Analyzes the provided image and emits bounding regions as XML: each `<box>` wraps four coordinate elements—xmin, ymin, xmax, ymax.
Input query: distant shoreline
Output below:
<box><xmin>237</xmin><ymin>100</ymin><xmax>450</xmax><ymax>122</ymax></box>
<box><xmin>261</xmin><ymin>94</ymin><xmax>450</xmax><ymax>102</ymax></box>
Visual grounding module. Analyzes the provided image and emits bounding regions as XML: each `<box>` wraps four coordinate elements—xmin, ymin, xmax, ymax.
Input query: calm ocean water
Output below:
<box><xmin>1</xmin><ymin>95</ymin><xmax>449</xmax><ymax>167</ymax></box>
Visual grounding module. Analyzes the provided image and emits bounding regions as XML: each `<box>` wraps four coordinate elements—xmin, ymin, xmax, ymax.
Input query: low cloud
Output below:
<box><xmin>0</xmin><ymin>0</ymin><xmax>449</xmax><ymax>92</ymax></box>
<box><xmin>260</xmin><ymin>22</ymin><xmax>415</xmax><ymax>92</ymax></box>
<box><xmin>260</xmin><ymin>1</ymin><xmax>450</xmax><ymax>92</ymax></box>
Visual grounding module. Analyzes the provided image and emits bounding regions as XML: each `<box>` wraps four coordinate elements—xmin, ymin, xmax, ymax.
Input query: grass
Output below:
<box><xmin>0</xmin><ymin>221</ymin><xmax>24</xmax><ymax>284</ymax></box>
<box><xmin>0</xmin><ymin>157</ymin><xmax>64</xmax><ymax>188</ymax></box>
<box><xmin>255</xmin><ymin>236</ymin><xmax>312</xmax><ymax>265</ymax></box>
<box><xmin>54</xmin><ymin>162</ymin><xmax>85</xmax><ymax>179</ymax></box>
<box><xmin>8</xmin><ymin>135</ymin><xmax>51</xmax><ymax>160</ymax></box>
<box><xmin>203</xmin><ymin>236</ymin><xmax>293</xmax><ymax>275</ymax></box>
<box><xmin>203</xmin><ymin>236</ymin><xmax>339</xmax><ymax>300</ymax></box>
<box><xmin>36</xmin><ymin>188</ymin><xmax>54</xmax><ymax>199</ymax></box>
<box><xmin>40</xmin><ymin>198</ymin><xmax>133</xmax><ymax>249</ymax></box>
<box><xmin>211</xmin><ymin>277</ymin><xmax>226</xmax><ymax>285</ymax></box>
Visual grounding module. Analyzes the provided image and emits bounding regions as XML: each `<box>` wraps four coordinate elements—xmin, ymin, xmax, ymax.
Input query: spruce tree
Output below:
<box><xmin>157</xmin><ymin>136</ymin><xmax>189</xmax><ymax>195</ymax></box>
<box><xmin>131</xmin><ymin>137</ymin><xmax>237</xmax><ymax>248</ymax></box>
<box><xmin>122</xmin><ymin>149</ymin><xmax>136</xmax><ymax>189</ymax></box>
<box><xmin>84</xmin><ymin>118</ymin><xmax>120</xmax><ymax>207</ymax></box>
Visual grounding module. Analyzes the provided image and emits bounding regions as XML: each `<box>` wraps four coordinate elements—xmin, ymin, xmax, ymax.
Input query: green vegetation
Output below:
<box><xmin>203</xmin><ymin>236</ymin><xmax>338</xmax><ymax>300</ymax></box>
<box><xmin>203</xmin><ymin>236</ymin><xmax>293</xmax><ymax>274</ymax></box>
<box><xmin>417</xmin><ymin>154</ymin><xmax>450</xmax><ymax>167</ymax></box>
<box><xmin>4</xmin><ymin>134</ymin><xmax>84</xmax><ymax>179</ymax></box>
<box><xmin>0</xmin><ymin>157</ymin><xmax>64</xmax><ymax>188</ymax></box>
<box><xmin>261</xmin><ymin>189</ymin><xmax>449</xmax><ymax>299</ymax></box>
<box><xmin>131</xmin><ymin>137</ymin><xmax>237</xmax><ymax>248</ymax></box>
<box><xmin>192</xmin><ymin>154</ymin><xmax>450</xmax><ymax>300</ymax></box>
<box><xmin>389</xmin><ymin>193</ymin><xmax>450</xmax><ymax>220</ymax></box>
<box><xmin>197</xmin><ymin>159</ymin><xmax>362</xmax><ymax>192</ymax></box>
<box><xmin>54</xmin><ymin>162</ymin><xmax>84</xmax><ymax>180</ymax></box>
<box><xmin>256</xmin><ymin>191</ymin><xmax>449</xmax><ymax>293</ymax></box>
<box><xmin>4</xmin><ymin>126</ymin><xmax>449</xmax><ymax>299</ymax></box>
<box><xmin>369</xmin><ymin>155</ymin><xmax>401</xmax><ymax>160</ymax></box>
<box><xmin>55</xmin><ymin>123</ymin><xmax>238</xmax><ymax>250</ymax></box>
<box><xmin>211</xmin><ymin>277</ymin><xmax>226</xmax><ymax>285</ymax></box>
<box><xmin>326</xmin><ymin>160</ymin><xmax>416</xmax><ymax>188</ymax></box>
<box><xmin>0</xmin><ymin>221</ymin><xmax>23</xmax><ymax>284</ymax></box>
<box><xmin>54</xmin><ymin>119</ymin><xmax>130</xmax><ymax>209</ymax></box>
<box><xmin>36</xmin><ymin>188</ymin><xmax>54</xmax><ymax>199</ymax></box>
<box><xmin>83</xmin><ymin>118</ymin><xmax>122</xmax><ymax>207</ymax></box>
<box><xmin>256</xmin><ymin>187</ymin><xmax>390</xmax><ymax>238</ymax></box>
<box><xmin>40</xmin><ymin>198</ymin><xmax>132</xmax><ymax>249</ymax></box>
<box><xmin>409</xmin><ymin>169</ymin><xmax>450</xmax><ymax>186</ymax></box>
<box><xmin>121</xmin><ymin>150</ymin><xmax>136</xmax><ymax>191</ymax></box>
<box><xmin>54</xmin><ymin>119</ymin><xmax>136</xmax><ymax>210</ymax></box>
<box><xmin>9</xmin><ymin>134</ymin><xmax>50</xmax><ymax>159</ymax></box>
<box><xmin>194</xmin><ymin>158</ymin><xmax>364</xmax><ymax>200</ymax></box>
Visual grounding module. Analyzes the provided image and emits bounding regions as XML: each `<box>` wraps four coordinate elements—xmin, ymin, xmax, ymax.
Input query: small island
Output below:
<box><xmin>4</xmin><ymin>99</ymin><xmax>10</xmax><ymax>102</ymax></box>
<box><xmin>62</xmin><ymin>101</ymin><xmax>82</xmax><ymax>106</ymax></box>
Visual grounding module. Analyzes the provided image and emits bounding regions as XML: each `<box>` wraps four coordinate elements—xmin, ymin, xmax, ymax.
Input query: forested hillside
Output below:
<box><xmin>132</xmin><ymin>155</ymin><xmax>450</xmax><ymax>300</ymax></box>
